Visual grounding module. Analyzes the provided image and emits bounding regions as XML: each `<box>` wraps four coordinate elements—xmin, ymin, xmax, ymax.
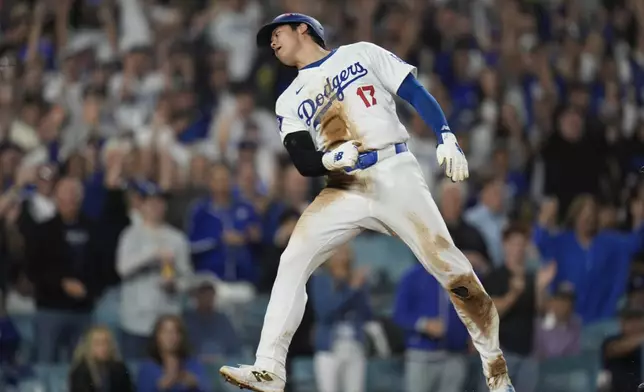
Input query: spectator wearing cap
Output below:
<box><xmin>534</xmin><ymin>195</ymin><xmax>644</xmax><ymax>324</ymax></box>
<box><xmin>26</xmin><ymin>176</ymin><xmax>103</xmax><ymax>363</ymax></box>
<box><xmin>186</xmin><ymin>162</ymin><xmax>261</xmax><ymax>283</ymax></box>
<box><xmin>165</xmin><ymin>154</ymin><xmax>211</xmax><ymax>230</ymax></box>
<box><xmin>116</xmin><ymin>181</ymin><xmax>192</xmax><ymax>360</ymax></box>
<box><xmin>533</xmin><ymin>282</ymin><xmax>581</xmax><ymax>360</ymax></box>
<box><xmin>393</xmin><ymin>263</ymin><xmax>469</xmax><ymax>392</ymax></box>
<box><xmin>182</xmin><ymin>274</ymin><xmax>241</xmax><ymax>363</ymax></box>
<box><xmin>602</xmin><ymin>308</ymin><xmax>644</xmax><ymax>392</ymax></box>
<box><xmin>482</xmin><ymin>223</ymin><xmax>557</xmax><ymax>392</ymax></box>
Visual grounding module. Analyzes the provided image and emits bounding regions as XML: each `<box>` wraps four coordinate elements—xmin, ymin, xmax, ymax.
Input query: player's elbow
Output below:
<box><xmin>292</xmin><ymin>162</ymin><xmax>321</xmax><ymax>177</ymax></box>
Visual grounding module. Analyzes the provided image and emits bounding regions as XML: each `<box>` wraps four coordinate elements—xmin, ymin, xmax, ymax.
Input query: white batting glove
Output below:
<box><xmin>436</xmin><ymin>132</ymin><xmax>469</xmax><ymax>182</ymax></box>
<box><xmin>322</xmin><ymin>140</ymin><xmax>360</xmax><ymax>172</ymax></box>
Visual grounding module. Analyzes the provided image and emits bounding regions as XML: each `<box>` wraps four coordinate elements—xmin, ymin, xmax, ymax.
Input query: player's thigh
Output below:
<box><xmin>279</xmin><ymin>188</ymin><xmax>371</xmax><ymax>276</ymax></box>
<box><xmin>374</xmin><ymin>178</ymin><xmax>473</xmax><ymax>283</ymax></box>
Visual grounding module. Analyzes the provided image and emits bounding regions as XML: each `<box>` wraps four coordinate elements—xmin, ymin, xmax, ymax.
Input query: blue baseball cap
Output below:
<box><xmin>256</xmin><ymin>13</ymin><xmax>325</xmax><ymax>48</ymax></box>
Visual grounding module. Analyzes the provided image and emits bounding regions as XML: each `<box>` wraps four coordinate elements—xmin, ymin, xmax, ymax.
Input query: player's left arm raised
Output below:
<box><xmin>362</xmin><ymin>42</ymin><xmax>468</xmax><ymax>182</ymax></box>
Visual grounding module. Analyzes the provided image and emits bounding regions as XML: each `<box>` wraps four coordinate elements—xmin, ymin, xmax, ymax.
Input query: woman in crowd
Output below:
<box><xmin>69</xmin><ymin>325</ymin><xmax>134</xmax><ymax>392</ymax></box>
<box><xmin>136</xmin><ymin>315</ymin><xmax>210</xmax><ymax>392</ymax></box>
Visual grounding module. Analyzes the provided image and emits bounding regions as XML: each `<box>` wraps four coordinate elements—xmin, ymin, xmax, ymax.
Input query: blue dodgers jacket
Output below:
<box><xmin>533</xmin><ymin>224</ymin><xmax>644</xmax><ymax>324</ymax></box>
<box><xmin>310</xmin><ymin>271</ymin><xmax>373</xmax><ymax>352</ymax></box>
<box><xmin>393</xmin><ymin>265</ymin><xmax>468</xmax><ymax>352</ymax></box>
<box><xmin>186</xmin><ymin>198</ymin><xmax>259</xmax><ymax>282</ymax></box>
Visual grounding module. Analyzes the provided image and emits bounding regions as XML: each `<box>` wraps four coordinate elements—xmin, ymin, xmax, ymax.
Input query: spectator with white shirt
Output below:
<box><xmin>464</xmin><ymin>174</ymin><xmax>509</xmax><ymax>267</ymax></box>
<box><xmin>116</xmin><ymin>180</ymin><xmax>192</xmax><ymax>360</ymax></box>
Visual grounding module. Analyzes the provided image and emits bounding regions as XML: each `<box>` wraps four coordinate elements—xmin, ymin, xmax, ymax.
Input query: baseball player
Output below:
<box><xmin>220</xmin><ymin>13</ymin><xmax>515</xmax><ymax>392</ymax></box>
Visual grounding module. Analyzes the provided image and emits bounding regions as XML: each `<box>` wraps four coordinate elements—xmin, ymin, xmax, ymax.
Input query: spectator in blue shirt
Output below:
<box><xmin>136</xmin><ymin>315</ymin><xmax>210</xmax><ymax>392</ymax></box>
<box><xmin>187</xmin><ymin>162</ymin><xmax>261</xmax><ymax>282</ymax></box>
<box><xmin>394</xmin><ymin>264</ymin><xmax>469</xmax><ymax>392</ymax></box>
<box><xmin>183</xmin><ymin>275</ymin><xmax>240</xmax><ymax>363</ymax></box>
<box><xmin>464</xmin><ymin>175</ymin><xmax>509</xmax><ymax>267</ymax></box>
<box><xmin>534</xmin><ymin>195</ymin><xmax>644</xmax><ymax>324</ymax></box>
<box><xmin>311</xmin><ymin>244</ymin><xmax>372</xmax><ymax>392</ymax></box>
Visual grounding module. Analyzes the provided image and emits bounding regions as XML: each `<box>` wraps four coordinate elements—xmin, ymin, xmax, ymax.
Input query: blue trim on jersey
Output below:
<box><xmin>301</xmin><ymin>49</ymin><xmax>338</xmax><ymax>70</ymax></box>
<box><xmin>396</xmin><ymin>73</ymin><xmax>450</xmax><ymax>144</ymax></box>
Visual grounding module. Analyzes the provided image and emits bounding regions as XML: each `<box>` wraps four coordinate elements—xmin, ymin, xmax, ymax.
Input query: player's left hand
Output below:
<box><xmin>436</xmin><ymin>132</ymin><xmax>469</xmax><ymax>182</ymax></box>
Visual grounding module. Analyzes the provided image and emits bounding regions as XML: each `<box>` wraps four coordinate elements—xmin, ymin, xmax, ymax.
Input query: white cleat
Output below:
<box><xmin>219</xmin><ymin>364</ymin><xmax>285</xmax><ymax>392</ymax></box>
<box><xmin>488</xmin><ymin>374</ymin><xmax>515</xmax><ymax>392</ymax></box>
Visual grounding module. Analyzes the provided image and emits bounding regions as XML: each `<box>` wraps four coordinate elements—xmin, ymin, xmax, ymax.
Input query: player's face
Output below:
<box><xmin>271</xmin><ymin>25</ymin><xmax>300</xmax><ymax>66</ymax></box>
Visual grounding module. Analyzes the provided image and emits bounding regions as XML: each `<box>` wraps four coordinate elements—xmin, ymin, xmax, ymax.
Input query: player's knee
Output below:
<box><xmin>447</xmin><ymin>273</ymin><xmax>494</xmax><ymax>315</ymax></box>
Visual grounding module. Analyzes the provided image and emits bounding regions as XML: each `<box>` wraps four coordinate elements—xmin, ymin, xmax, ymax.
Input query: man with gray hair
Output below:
<box><xmin>27</xmin><ymin>176</ymin><xmax>102</xmax><ymax>362</ymax></box>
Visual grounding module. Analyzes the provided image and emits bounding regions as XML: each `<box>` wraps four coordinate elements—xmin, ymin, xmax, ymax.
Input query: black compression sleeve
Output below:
<box><xmin>283</xmin><ymin>131</ymin><xmax>330</xmax><ymax>177</ymax></box>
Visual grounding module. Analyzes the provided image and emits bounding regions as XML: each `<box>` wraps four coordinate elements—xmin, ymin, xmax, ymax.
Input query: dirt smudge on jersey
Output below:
<box><xmin>407</xmin><ymin>213</ymin><xmax>452</xmax><ymax>272</ymax></box>
<box><xmin>320</xmin><ymin>101</ymin><xmax>362</xmax><ymax>150</ymax></box>
<box><xmin>447</xmin><ymin>273</ymin><xmax>495</xmax><ymax>340</ymax></box>
<box><xmin>320</xmin><ymin>102</ymin><xmax>370</xmax><ymax>191</ymax></box>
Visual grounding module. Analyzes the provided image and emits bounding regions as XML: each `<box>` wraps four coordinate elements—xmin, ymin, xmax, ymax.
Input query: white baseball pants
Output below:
<box><xmin>314</xmin><ymin>339</ymin><xmax>367</xmax><ymax>392</ymax></box>
<box><xmin>254</xmin><ymin>150</ymin><xmax>507</xmax><ymax>384</ymax></box>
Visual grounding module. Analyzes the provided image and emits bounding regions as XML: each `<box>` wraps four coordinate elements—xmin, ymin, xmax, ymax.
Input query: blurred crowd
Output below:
<box><xmin>3</xmin><ymin>0</ymin><xmax>644</xmax><ymax>391</ymax></box>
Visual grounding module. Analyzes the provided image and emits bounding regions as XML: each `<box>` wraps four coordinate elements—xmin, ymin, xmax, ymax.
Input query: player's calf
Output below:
<box><xmin>446</xmin><ymin>273</ymin><xmax>513</xmax><ymax>391</ymax></box>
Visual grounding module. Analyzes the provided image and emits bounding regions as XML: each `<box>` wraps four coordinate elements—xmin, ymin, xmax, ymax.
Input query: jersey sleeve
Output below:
<box><xmin>275</xmin><ymin>94</ymin><xmax>308</xmax><ymax>143</ymax></box>
<box><xmin>361</xmin><ymin>41</ymin><xmax>417</xmax><ymax>94</ymax></box>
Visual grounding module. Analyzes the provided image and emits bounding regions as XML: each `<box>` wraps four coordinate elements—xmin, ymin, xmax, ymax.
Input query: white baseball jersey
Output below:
<box><xmin>275</xmin><ymin>41</ymin><xmax>417</xmax><ymax>151</ymax></box>
<box><xmin>248</xmin><ymin>40</ymin><xmax>507</xmax><ymax>390</ymax></box>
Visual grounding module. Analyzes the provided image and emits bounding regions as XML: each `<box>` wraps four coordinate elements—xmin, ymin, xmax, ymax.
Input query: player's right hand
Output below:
<box><xmin>322</xmin><ymin>140</ymin><xmax>361</xmax><ymax>172</ymax></box>
<box><xmin>436</xmin><ymin>132</ymin><xmax>469</xmax><ymax>182</ymax></box>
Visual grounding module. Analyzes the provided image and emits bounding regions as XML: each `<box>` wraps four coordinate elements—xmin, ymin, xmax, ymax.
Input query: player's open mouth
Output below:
<box><xmin>275</xmin><ymin>47</ymin><xmax>282</xmax><ymax>54</ymax></box>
